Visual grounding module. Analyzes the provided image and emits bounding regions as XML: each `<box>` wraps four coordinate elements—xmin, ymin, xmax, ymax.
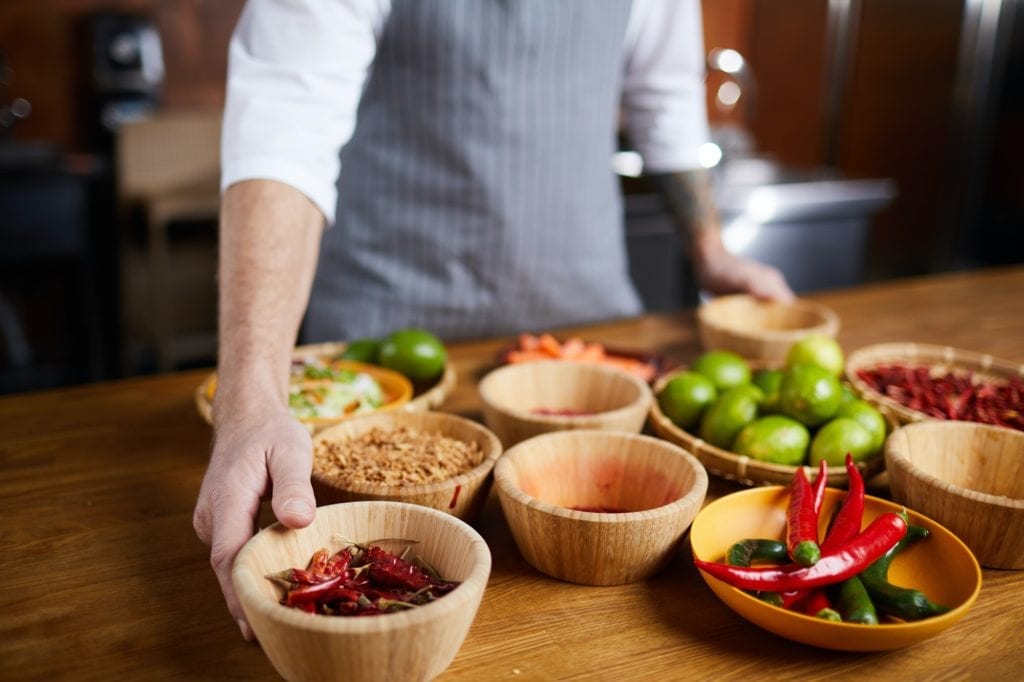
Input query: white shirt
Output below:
<box><xmin>221</xmin><ymin>0</ymin><xmax>711</xmax><ymax>224</ymax></box>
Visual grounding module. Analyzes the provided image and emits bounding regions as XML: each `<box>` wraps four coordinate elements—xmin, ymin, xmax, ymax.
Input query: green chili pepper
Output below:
<box><xmin>859</xmin><ymin>521</ymin><xmax>950</xmax><ymax>621</ymax></box>
<box><xmin>835</xmin><ymin>575</ymin><xmax>879</xmax><ymax>624</ymax></box>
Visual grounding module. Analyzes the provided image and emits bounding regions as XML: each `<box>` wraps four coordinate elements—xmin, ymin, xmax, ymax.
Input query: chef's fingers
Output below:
<box><xmin>749</xmin><ymin>264</ymin><xmax>795</xmax><ymax>302</ymax></box>
<box><xmin>208</xmin><ymin>485</ymin><xmax>263</xmax><ymax>641</ymax></box>
<box><xmin>267</xmin><ymin>428</ymin><xmax>316</xmax><ymax>530</ymax></box>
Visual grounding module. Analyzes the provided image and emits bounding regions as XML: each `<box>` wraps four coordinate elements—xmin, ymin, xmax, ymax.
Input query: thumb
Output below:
<box><xmin>267</xmin><ymin>435</ymin><xmax>316</xmax><ymax>529</ymax></box>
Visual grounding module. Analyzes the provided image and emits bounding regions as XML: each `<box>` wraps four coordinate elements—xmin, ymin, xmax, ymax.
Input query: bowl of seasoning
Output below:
<box><xmin>885</xmin><ymin>420</ymin><xmax>1024</xmax><ymax>569</ymax></box>
<box><xmin>478</xmin><ymin>360</ymin><xmax>653</xmax><ymax>448</ymax></box>
<box><xmin>493</xmin><ymin>430</ymin><xmax>708</xmax><ymax>586</ymax></box>
<box><xmin>232</xmin><ymin>500</ymin><xmax>491</xmax><ymax>682</ymax></box>
<box><xmin>311</xmin><ymin>411</ymin><xmax>503</xmax><ymax>521</ymax></box>
<box><xmin>690</xmin><ymin>485</ymin><xmax>981</xmax><ymax>651</ymax></box>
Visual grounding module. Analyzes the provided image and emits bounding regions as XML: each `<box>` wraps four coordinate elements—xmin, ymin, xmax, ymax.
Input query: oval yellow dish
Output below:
<box><xmin>690</xmin><ymin>486</ymin><xmax>982</xmax><ymax>651</ymax></box>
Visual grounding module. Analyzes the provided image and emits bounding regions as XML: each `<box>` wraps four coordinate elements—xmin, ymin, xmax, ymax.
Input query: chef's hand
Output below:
<box><xmin>193</xmin><ymin>401</ymin><xmax>316</xmax><ymax>641</ymax></box>
<box><xmin>694</xmin><ymin>237</ymin><xmax>795</xmax><ymax>302</ymax></box>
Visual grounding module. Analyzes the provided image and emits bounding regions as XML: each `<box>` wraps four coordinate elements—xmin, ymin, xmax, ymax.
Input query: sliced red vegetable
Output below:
<box><xmin>786</xmin><ymin>467</ymin><xmax>822</xmax><ymax>567</ymax></box>
<box><xmin>819</xmin><ymin>453</ymin><xmax>865</xmax><ymax>554</ymax></box>
<box><xmin>695</xmin><ymin>512</ymin><xmax>908</xmax><ymax>592</ymax></box>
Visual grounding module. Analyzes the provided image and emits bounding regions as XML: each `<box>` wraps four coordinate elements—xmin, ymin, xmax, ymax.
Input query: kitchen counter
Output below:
<box><xmin>2</xmin><ymin>266</ymin><xmax>1022</xmax><ymax>680</ymax></box>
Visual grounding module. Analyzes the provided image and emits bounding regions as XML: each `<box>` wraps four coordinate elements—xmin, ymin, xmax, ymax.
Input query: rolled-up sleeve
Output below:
<box><xmin>621</xmin><ymin>0</ymin><xmax>711</xmax><ymax>173</ymax></box>
<box><xmin>221</xmin><ymin>0</ymin><xmax>387</xmax><ymax>224</ymax></box>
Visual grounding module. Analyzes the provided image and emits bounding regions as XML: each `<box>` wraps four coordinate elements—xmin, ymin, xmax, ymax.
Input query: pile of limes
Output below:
<box><xmin>338</xmin><ymin>327</ymin><xmax>447</xmax><ymax>383</ymax></box>
<box><xmin>657</xmin><ymin>335</ymin><xmax>888</xmax><ymax>467</ymax></box>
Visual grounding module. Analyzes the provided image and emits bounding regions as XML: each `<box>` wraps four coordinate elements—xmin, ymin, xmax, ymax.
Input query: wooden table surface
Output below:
<box><xmin>2</xmin><ymin>266</ymin><xmax>1023</xmax><ymax>681</ymax></box>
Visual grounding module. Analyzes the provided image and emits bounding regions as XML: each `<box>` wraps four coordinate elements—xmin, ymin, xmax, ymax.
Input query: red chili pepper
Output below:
<box><xmin>804</xmin><ymin>588</ymin><xmax>832</xmax><ymax>616</ymax></box>
<box><xmin>786</xmin><ymin>467</ymin><xmax>821</xmax><ymax>567</ymax></box>
<box><xmin>324</xmin><ymin>548</ymin><xmax>352</xmax><ymax>577</ymax></box>
<box><xmin>695</xmin><ymin>512</ymin><xmax>908</xmax><ymax>592</ymax></box>
<box><xmin>819</xmin><ymin>453</ymin><xmax>865</xmax><ymax>554</ymax></box>
<box><xmin>811</xmin><ymin>459</ymin><xmax>828</xmax><ymax>516</ymax></box>
<box><xmin>284</xmin><ymin>574</ymin><xmax>344</xmax><ymax>606</ymax></box>
<box><xmin>307</xmin><ymin>548</ymin><xmax>329</xmax><ymax>575</ymax></box>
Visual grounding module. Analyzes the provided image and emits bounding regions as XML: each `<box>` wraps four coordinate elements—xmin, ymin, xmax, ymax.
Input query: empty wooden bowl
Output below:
<box><xmin>478</xmin><ymin>361</ymin><xmax>653</xmax><ymax>448</ymax></box>
<box><xmin>232</xmin><ymin>501</ymin><xmax>491</xmax><ymax>682</ymax></box>
<box><xmin>493</xmin><ymin>430</ymin><xmax>708</xmax><ymax>585</ymax></box>
<box><xmin>697</xmin><ymin>294</ymin><xmax>840</xmax><ymax>363</ymax></box>
<box><xmin>311</xmin><ymin>411</ymin><xmax>503</xmax><ymax>521</ymax></box>
<box><xmin>885</xmin><ymin>421</ymin><xmax>1024</xmax><ymax>569</ymax></box>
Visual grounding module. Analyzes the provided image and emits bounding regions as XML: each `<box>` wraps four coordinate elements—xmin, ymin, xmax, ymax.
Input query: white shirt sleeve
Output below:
<box><xmin>220</xmin><ymin>0</ymin><xmax>391</xmax><ymax>224</ymax></box>
<box><xmin>621</xmin><ymin>0</ymin><xmax>711</xmax><ymax>173</ymax></box>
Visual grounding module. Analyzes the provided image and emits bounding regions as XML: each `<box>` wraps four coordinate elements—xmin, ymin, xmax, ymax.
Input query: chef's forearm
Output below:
<box><xmin>214</xmin><ymin>179</ymin><xmax>325</xmax><ymax>422</ymax></box>
<box><xmin>648</xmin><ymin>168</ymin><xmax>728</xmax><ymax>268</ymax></box>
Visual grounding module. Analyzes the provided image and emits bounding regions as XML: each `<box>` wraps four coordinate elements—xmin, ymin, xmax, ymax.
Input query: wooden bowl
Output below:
<box><xmin>697</xmin><ymin>294</ymin><xmax>840</xmax><ymax>363</ymax></box>
<box><xmin>311</xmin><ymin>411</ymin><xmax>503</xmax><ymax>522</ymax></box>
<box><xmin>648</xmin><ymin>368</ymin><xmax>889</xmax><ymax>487</ymax></box>
<box><xmin>232</xmin><ymin>501</ymin><xmax>491</xmax><ymax>682</ymax></box>
<box><xmin>846</xmin><ymin>341</ymin><xmax>1024</xmax><ymax>427</ymax></box>
<box><xmin>194</xmin><ymin>341</ymin><xmax>457</xmax><ymax>434</ymax></box>
<box><xmin>691</xmin><ymin>486</ymin><xmax>981</xmax><ymax>651</ymax></box>
<box><xmin>478</xmin><ymin>361</ymin><xmax>653</xmax><ymax>448</ymax></box>
<box><xmin>493</xmin><ymin>430</ymin><xmax>708</xmax><ymax>585</ymax></box>
<box><xmin>885</xmin><ymin>421</ymin><xmax>1024</xmax><ymax>569</ymax></box>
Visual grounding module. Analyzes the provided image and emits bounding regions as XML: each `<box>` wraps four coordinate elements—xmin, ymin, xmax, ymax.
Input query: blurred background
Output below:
<box><xmin>0</xmin><ymin>0</ymin><xmax>1021</xmax><ymax>394</ymax></box>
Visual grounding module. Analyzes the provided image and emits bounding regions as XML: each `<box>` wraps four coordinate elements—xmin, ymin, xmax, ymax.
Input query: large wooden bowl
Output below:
<box><xmin>494</xmin><ymin>430</ymin><xmax>708</xmax><ymax>586</ymax></box>
<box><xmin>310</xmin><ymin>411</ymin><xmax>503</xmax><ymax>521</ymax></box>
<box><xmin>232</xmin><ymin>501</ymin><xmax>491</xmax><ymax>682</ymax></box>
<box><xmin>478</xmin><ymin>360</ymin><xmax>653</xmax><ymax>448</ymax></box>
<box><xmin>697</xmin><ymin>294</ymin><xmax>840</xmax><ymax>364</ymax></box>
<box><xmin>885</xmin><ymin>421</ymin><xmax>1024</xmax><ymax>569</ymax></box>
<box><xmin>648</xmin><ymin>368</ymin><xmax>889</xmax><ymax>487</ymax></box>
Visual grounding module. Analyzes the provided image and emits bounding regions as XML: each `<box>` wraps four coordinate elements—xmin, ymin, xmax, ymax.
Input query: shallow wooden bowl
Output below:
<box><xmin>691</xmin><ymin>486</ymin><xmax>981</xmax><ymax>650</ymax></box>
<box><xmin>477</xmin><ymin>361</ymin><xmax>653</xmax><ymax>448</ymax></box>
<box><xmin>232</xmin><ymin>501</ymin><xmax>491</xmax><ymax>682</ymax></box>
<box><xmin>194</xmin><ymin>341</ymin><xmax>457</xmax><ymax>433</ymax></box>
<box><xmin>648</xmin><ymin>368</ymin><xmax>889</xmax><ymax>487</ymax></box>
<box><xmin>697</xmin><ymin>294</ymin><xmax>840</xmax><ymax>363</ymax></box>
<box><xmin>311</xmin><ymin>411</ymin><xmax>503</xmax><ymax>521</ymax></box>
<box><xmin>885</xmin><ymin>421</ymin><xmax>1024</xmax><ymax>569</ymax></box>
<box><xmin>494</xmin><ymin>430</ymin><xmax>708</xmax><ymax>586</ymax></box>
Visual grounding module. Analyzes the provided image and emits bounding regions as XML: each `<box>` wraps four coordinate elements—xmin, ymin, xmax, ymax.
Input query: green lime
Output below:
<box><xmin>809</xmin><ymin>417</ymin><xmax>875</xmax><ymax>466</ymax></box>
<box><xmin>786</xmin><ymin>334</ymin><xmax>845</xmax><ymax>377</ymax></box>
<box><xmin>836</xmin><ymin>399</ymin><xmax>887</xmax><ymax>454</ymax></box>
<box><xmin>692</xmin><ymin>350</ymin><xmax>751</xmax><ymax>391</ymax></box>
<box><xmin>699</xmin><ymin>385</ymin><xmax>764</xmax><ymax>449</ymax></box>
<box><xmin>378</xmin><ymin>328</ymin><xmax>447</xmax><ymax>382</ymax></box>
<box><xmin>658</xmin><ymin>372</ymin><xmax>718</xmax><ymax>430</ymax></box>
<box><xmin>733</xmin><ymin>415</ymin><xmax>810</xmax><ymax>465</ymax></box>
<box><xmin>779</xmin><ymin>364</ymin><xmax>842</xmax><ymax>427</ymax></box>
<box><xmin>752</xmin><ymin>369</ymin><xmax>784</xmax><ymax>413</ymax></box>
<box><xmin>338</xmin><ymin>338</ymin><xmax>382</xmax><ymax>364</ymax></box>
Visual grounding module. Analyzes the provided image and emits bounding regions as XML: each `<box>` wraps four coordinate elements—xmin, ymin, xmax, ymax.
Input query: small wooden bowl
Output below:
<box><xmin>697</xmin><ymin>294</ymin><xmax>840</xmax><ymax>363</ymax></box>
<box><xmin>478</xmin><ymin>361</ymin><xmax>653</xmax><ymax>448</ymax></box>
<box><xmin>885</xmin><ymin>421</ymin><xmax>1024</xmax><ymax>569</ymax></box>
<box><xmin>311</xmin><ymin>411</ymin><xmax>503</xmax><ymax>522</ymax></box>
<box><xmin>648</xmin><ymin>368</ymin><xmax>890</xmax><ymax>487</ymax></box>
<box><xmin>493</xmin><ymin>430</ymin><xmax>708</xmax><ymax>585</ymax></box>
<box><xmin>233</xmin><ymin>501</ymin><xmax>491</xmax><ymax>682</ymax></box>
<box><xmin>846</xmin><ymin>341</ymin><xmax>1024</xmax><ymax>427</ymax></box>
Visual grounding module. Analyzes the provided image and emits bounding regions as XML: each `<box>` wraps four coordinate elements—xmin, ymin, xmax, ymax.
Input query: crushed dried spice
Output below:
<box><xmin>314</xmin><ymin>426</ymin><xmax>484</xmax><ymax>486</ymax></box>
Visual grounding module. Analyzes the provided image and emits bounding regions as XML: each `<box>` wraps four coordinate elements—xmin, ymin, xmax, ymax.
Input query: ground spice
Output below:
<box><xmin>314</xmin><ymin>426</ymin><xmax>484</xmax><ymax>486</ymax></box>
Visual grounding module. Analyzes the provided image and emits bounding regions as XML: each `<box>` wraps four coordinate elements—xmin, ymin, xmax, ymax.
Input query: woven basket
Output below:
<box><xmin>194</xmin><ymin>341</ymin><xmax>457</xmax><ymax>433</ymax></box>
<box><xmin>845</xmin><ymin>342</ymin><xmax>1024</xmax><ymax>427</ymax></box>
<box><xmin>649</xmin><ymin>367</ymin><xmax>888</xmax><ymax>487</ymax></box>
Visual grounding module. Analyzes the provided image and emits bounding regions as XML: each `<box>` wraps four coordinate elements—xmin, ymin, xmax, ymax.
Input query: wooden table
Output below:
<box><xmin>2</xmin><ymin>266</ymin><xmax>1022</xmax><ymax>680</ymax></box>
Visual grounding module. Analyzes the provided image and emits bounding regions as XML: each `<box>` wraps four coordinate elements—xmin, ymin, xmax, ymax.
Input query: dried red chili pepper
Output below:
<box><xmin>819</xmin><ymin>454</ymin><xmax>865</xmax><ymax>554</ymax></box>
<box><xmin>786</xmin><ymin>467</ymin><xmax>821</xmax><ymax>567</ymax></box>
<box><xmin>694</xmin><ymin>512</ymin><xmax>908</xmax><ymax>592</ymax></box>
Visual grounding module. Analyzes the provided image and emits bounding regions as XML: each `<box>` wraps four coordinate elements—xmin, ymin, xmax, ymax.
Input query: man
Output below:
<box><xmin>194</xmin><ymin>0</ymin><xmax>793</xmax><ymax>639</ymax></box>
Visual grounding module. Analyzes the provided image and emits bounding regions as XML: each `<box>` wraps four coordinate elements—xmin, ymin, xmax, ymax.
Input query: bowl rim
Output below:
<box><xmin>697</xmin><ymin>293</ymin><xmax>840</xmax><ymax>341</ymax></box>
<box><xmin>310</xmin><ymin>411</ymin><xmax>504</xmax><ymax>496</ymax></box>
<box><xmin>690</xmin><ymin>486</ymin><xmax>983</xmax><ymax>637</ymax></box>
<box><xmin>885</xmin><ymin>420</ymin><xmax>1024</xmax><ymax>510</ymax></box>
<box><xmin>477</xmin><ymin>360</ymin><xmax>653</xmax><ymax>426</ymax></box>
<box><xmin>493</xmin><ymin>429</ymin><xmax>709</xmax><ymax>522</ymax></box>
<box><xmin>232</xmin><ymin>500</ymin><xmax>492</xmax><ymax>634</ymax></box>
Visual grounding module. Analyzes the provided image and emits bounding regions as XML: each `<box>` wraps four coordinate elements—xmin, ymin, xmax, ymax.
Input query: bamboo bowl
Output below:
<box><xmin>885</xmin><ymin>421</ymin><xmax>1024</xmax><ymax>569</ymax></box>
<box><xmin>493</xmin><ymin>430</ymin><xmax>708</xmax><ymax>586</ymax></box>
<box><xmin>311</xmin><ymin>411</ymin><xmax>503</xmax><ymax>522</ymax></box>
<box><xmin>232</xmin><ymin>501</ymin><xmax>491</xmax><ymax>682</ymax></box>
<box><xmin>478</xmin><ymin>361</ymin><xmax>653</xmax><ymax>448</ymax></box>
<box><xmin>697</xmin><ymin>294</ymin><xmax>840</xmax><ymax>364</ymax></box>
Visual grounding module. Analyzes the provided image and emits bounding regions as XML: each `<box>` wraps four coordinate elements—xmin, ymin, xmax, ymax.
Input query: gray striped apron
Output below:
<box><xmin>305</xmin><ymin>0</ymin><xmax>642</xmax><ymax>342</ymax></box>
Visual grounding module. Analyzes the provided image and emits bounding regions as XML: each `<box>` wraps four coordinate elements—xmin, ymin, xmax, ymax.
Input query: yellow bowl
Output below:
<box><xmin>689</xmin><ymin>486</ymin><xmax>981</xmax><ymax>651</ymax></box>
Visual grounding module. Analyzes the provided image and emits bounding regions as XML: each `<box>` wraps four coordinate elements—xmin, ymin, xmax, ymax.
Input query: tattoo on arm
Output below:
<box><xmin>648</xmin><ymin>168</ymin><xmax>720</xmax><ymax>242</ymax></box>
